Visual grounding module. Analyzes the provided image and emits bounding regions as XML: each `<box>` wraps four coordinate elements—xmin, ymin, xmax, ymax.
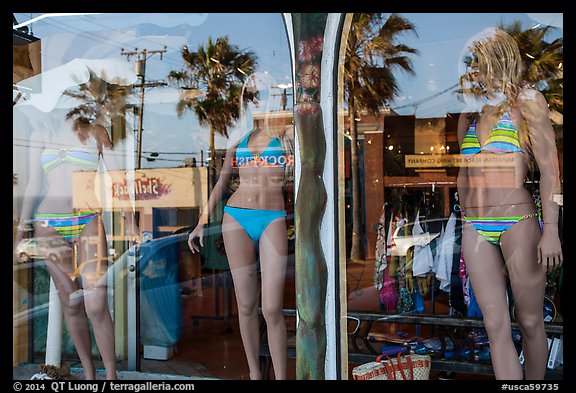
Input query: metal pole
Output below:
<box><xmin>120</xmin><ymin>47</ymin><xmax>166</xmax><ymax>169</ymax></box>
<box><xmin>137</xmin><ymin>75</ymin><xmax>145</xmax><ymax>169</ymax></box>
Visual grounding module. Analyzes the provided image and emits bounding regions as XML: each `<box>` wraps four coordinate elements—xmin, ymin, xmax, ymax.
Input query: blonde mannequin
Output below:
<box><xmin>457</xmin><ymin>28</ymin><xmax>562</xmax><ymax>380</ymax></box>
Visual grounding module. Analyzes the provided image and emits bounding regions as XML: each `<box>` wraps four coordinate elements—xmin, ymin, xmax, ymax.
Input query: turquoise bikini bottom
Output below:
<box><xmin>223</xmin><ymin>206</ymin><xmax>286</xmax><ymax>247</ymax></box>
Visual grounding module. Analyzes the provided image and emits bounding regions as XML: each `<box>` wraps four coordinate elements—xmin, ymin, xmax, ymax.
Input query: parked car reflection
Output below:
<box><xmin>15</xmin><ymin>236</ymin><xmax>72</xmax><ymax>263</ymax></box>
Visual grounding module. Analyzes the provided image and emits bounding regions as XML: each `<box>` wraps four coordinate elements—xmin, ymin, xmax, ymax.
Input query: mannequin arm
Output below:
<box><xmin>188</xmin><ymin>148</ymin><xmax>235</xmax><ymax>252</ymax></box>
<box><xmin>519</xmin><ymin>88</ymin><xmax>563</xmax><ymax>268</ymax></box>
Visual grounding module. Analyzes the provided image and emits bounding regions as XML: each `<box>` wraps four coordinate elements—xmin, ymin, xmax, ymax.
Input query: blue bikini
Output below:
<box><xmin>233</xmin><ymin>131</ymin><xmax>287</xmax><ymax>168</ymax></box>
<box><xmin>224</xmin><ymin>131</ymin><xmax>287</xmax><ymax>247</ymax></box>
<box><xmin>224</xmin><ymin>206</ymin><xmax>286</xmax><ymax>247</ymax></box>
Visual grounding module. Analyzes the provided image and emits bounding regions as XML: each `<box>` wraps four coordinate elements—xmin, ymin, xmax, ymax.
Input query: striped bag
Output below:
<box><xmin>352</xmin><ymin>353</ymin><xmax>431</xmax><ymax>380</ymax></box>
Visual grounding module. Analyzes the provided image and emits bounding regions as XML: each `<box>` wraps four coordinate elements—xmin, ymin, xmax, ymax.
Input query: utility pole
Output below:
<box><xmin>121</xmin><ymin>47</ymin><xmax>167</xmax><ymax>169</ymax></box>
<box><xmin>273</xmin><ymin>83</ymin><xmax>293</xmax><ymax>111</ymax></box>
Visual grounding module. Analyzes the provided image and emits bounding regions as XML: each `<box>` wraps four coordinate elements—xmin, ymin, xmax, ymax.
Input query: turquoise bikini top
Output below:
<box><xmin>235</xmin><ymin>131</ymin><xmax>286</xmax><ymax>168</ymax></box>
<box><xmin>461</xmin><ymin>111</ymin><xmax>526</xmax><ymax>157</ymax></box>
<box><xmin>41</xmin><ymin>145</ymin><xmax>100</xmax><ymax>173</ymax></box>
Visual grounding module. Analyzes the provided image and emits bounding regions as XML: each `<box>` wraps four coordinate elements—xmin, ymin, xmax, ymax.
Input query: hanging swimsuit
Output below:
<box><xmin>459</xmin><ymin>112</ymin><xmax>539</xmax><ymax>245</ymax></box>
<box><xmin>224</xmin><ymin>131</ymin><xmax>287</xmax><ymax>248</ymax></box>
<box><xmin>35</xmin><ymin>145</ymin><xmax>105</xmax><ymax>281</ymax></box>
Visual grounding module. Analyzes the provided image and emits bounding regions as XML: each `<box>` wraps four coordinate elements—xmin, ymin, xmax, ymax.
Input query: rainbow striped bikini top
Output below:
<box><xmin>41</xmin><ymin>145</ymin><xmax>100</xmax><ymax>173</ymax></box>
<box><xmin>461</xmin><ymin>111</ymin><xmax>525</xmax><ymax>157</ymax></box>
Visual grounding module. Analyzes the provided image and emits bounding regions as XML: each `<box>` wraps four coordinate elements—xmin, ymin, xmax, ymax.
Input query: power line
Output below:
<box><xmin>391</xmin><ymin>83</ymin><xmax>459</xmax><ymax>111</ymax></box>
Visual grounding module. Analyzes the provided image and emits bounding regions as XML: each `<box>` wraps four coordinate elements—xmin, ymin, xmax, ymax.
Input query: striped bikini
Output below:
<box><xmin>35</xmin><ymin>144</ymin><xmax>104</xmax><ymax>280</ymax></box>
<box><xmin>461</xmin><ymin>111</ymin><xmax>525</xmax><ymax>156</ymax></box>
<box><xmin>460</xmin><ymin>112</ymin><xmax>539</xmax><ymax>245</ymax></box>
<box><xmin>40</xmin><ymin>146</ymin><xmax>101</xmax><ymax>173</ymax></box>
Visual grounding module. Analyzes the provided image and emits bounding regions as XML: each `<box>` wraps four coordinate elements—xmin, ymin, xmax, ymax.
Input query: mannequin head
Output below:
<box><xmin>236</xmin><ymin>71</ymin><xmax>294</xmax><ymax>183</ymax></box>
<box><xmin>460</xmin><ymin>28</ymin><xmax>524</xmax><ymax>109</ymax></box>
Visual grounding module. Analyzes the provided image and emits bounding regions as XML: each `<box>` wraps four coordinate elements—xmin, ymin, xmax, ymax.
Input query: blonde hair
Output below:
<box><xmin>460</xmin><ymin>28</ymin><xmax>536</xmax><ymax>163</ymax></box>
<box><xmin>459</xmin><ymin>28</ymin><xmax>525</xmax><ymax>112</ymax></box>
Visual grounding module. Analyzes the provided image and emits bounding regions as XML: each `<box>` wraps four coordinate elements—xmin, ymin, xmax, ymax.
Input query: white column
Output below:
<box><xmin>320</xmin><ymin>13</ymin><xmax>346</xmax><ymax>380</ymax></box>
<box><xmin>45</xmin><ymin>277</ymin><xmax>63</xmax><ymax>367</ymax></box>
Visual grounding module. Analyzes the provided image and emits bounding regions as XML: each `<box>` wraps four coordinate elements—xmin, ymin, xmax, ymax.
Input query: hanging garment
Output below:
<box><xmin>396</xmin><ymin>262</ymin><xmax>414</xmax><ymax>314</ymax></box>
<box><xmin>379</xmin><ymin>266</ymin><xmax>399</xmax><ymax>312</ymax></box>
<box><xmin>458</xmin><ymin>250</ymin><xmax>471</xmax><ymax>307</ymax></box>
<box><xmin>388</xmin><ymin>216</ymin><xmax>405</xmax><ymax>277</ymax></box>
<box><xmin>386</xmin><ymin>210</ymin><xmax>394</xmax><ymax>262</ymax></box>
<box><xmin>448</xmin><ymin>215</ymin><xmax>466</xmax><ymax>315</ymax></box>
<box><xmin>412</xmin><ymin>286</ymin><xmax>426</xmax><ymax>313</ymax></box>
<box><xmin>374</xmin><ymin>206</ymin><xmax>388</xmax><ymax>291</ymax></box>
<box><xmin>467</xmin><ymin>284</ymin><xmax>483</xmax><ymax>319</ymax></box>
<box><xmin>434</xmin><ymin>213</ymin><xmax>457</xmax><ymax>292</ymax></box>
<box><xmin>412</xmin><ymin>209</ymin><xmax>435</xmax><ymax>276</ymax></box>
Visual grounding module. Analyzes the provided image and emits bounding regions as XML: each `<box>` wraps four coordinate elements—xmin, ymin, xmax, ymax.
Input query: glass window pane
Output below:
<box><xmin>13</xmin><ymin>12</ymin><xmax>294</xmax><ymax>380</ymax></box>
<box><xmin>340</xmin><ymin>12</ymin><xmax>563</xmax><ymax>380</ymax></box>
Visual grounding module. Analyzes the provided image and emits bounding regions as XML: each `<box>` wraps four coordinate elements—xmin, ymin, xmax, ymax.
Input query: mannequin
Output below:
<box><xmin>14</xmin><ymin>94</ymin><xmax>137</xmax><ymax>380</ymax></box>
<box><xmin>188</xmin><ymin>73</ymin><xmax>293</xmax><ymax>380</ymax></box>
<box><xmin>457</xmin><ymin>28</ymin><xmax>562</xmax><ymax>380</ymax></box>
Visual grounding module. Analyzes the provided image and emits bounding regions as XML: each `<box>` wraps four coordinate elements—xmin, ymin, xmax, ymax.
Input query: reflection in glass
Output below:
<box><xmin>14</xmin><ymin>59</ymin><xmax>138</xmax><ymax>380</ymax></box>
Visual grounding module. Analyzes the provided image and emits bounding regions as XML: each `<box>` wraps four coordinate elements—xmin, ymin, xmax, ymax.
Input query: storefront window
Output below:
<box><xmin>339</xmin><ymin>13</ymin><xmax>563</xmax><ymax>380</ymax></box>
<box><xmin>13</xmin><ymin>13</ymin><xmax>294</xmax><ymax>380</ymax></box>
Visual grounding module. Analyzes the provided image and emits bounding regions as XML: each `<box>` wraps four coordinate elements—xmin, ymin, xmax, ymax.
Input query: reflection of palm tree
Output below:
<box><xmin>167</xmin><ymin>36</ymin><xmax>258</xmax><ymax>189</ymax></box>
<box><xmin>502</xmin><ymin>21</ymin><xmax>563</xmax><ymax>117</ymax></box>
<box><xmin>65</xmin><ymin>69</ymin><xmax>133</xmax><ymax>141</ymax></box>
<box><xmin>459</xmin><ymin>22</ymin><xmax>563</xmax><ymax>118</ymax></box>
<box><xmin>344</xmin><ymin>13</ymin><xmax>418</xmax><ymax>261</ymax></box>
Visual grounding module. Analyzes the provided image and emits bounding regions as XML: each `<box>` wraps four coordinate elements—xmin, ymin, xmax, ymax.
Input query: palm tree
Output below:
<box><xmin>502</xmin><ymin>21</ymin><xmax>563</xmax><ymax>117</ymax></box>
<box><xmin>167</xmin><ymin>36</ymin><xmax>258</xmax><ymax>189</ymax></box>
<box><xmin>344</xmin><ymin>13</ymin><xmax>418</xmax><ymax>261</ymax></box>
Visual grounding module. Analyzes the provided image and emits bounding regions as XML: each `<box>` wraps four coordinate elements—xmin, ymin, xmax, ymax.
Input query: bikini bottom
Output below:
<box><xmin>463</xmin><ymin>212</ymin><xmax>540</xmax><ymax>245</ymax></box>
<box><xmin>223</xmin><ymin>206</ymin><xmax>286</xmax><ymax>248</ymax></box>
<box><xmin>35</xmin><ymin>210</ymin><xmax>107</xmax><ymax>283</ymax></box>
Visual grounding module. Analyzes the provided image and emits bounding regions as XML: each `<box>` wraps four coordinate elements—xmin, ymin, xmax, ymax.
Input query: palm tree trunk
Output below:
<box><xmin>349</xmin><ymin>105</ymin><xmax>364</xmax><ymax>261</ymax></box>
<box><xmin>209</xmin><ymin>126</ymin><xmax>216</xmax><ymax>191</ymax></box>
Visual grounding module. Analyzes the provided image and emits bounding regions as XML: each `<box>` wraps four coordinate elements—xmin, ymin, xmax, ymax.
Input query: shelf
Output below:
<box><xmin>258</xmin><ymin>308</ymin><xmax>563</xmax><ymax>379</ymax></box>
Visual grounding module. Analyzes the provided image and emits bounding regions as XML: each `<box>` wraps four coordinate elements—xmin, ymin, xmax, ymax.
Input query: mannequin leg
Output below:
<box><xmin>259</xmin><ymin>217</ymin><xmax>288</xmax><ymax>380</ymax></box>
<box><xmin>77</xmin><ymin>218</ymin><xmax>117</xmax><ymax>380</ymax></box>
<box><xmin>222</xmin><ymin>212</ymin><xmax>261</xmax><ymax>379</ymax></box>
<box><xmin>462</xmin><ymin>221</ymin><xmax>523</xmax><ymax>380</ymax></box>
<box><xmin>37</xmin><ymin>225</ymin><xmax>96</xmax><ymax>380</ymax></box>
<box><xmin>500</xmin><ymin>218</ymin><xmax>547</xmax><ymax>380</ymax></box>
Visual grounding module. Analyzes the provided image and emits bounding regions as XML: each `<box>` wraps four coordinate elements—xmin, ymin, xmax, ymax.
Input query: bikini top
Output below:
<box><xmin>41</xmin><ymin>145</ymin><xmax>100</xmax><ymax>173</ymax></box>
<box><xmin>235</xmin><ymin>131</ymin><xmax>287</xmax><ymax>168</ymax></box>
<box><xmin>461</xmin><ymin>111</ymin><xmax>526</xmax><ymax>157</ymax></box>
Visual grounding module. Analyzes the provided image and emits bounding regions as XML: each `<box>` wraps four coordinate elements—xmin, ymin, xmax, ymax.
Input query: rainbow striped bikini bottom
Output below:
<box><xmin>463</xmin><ymin>212</ymin><xmax>540</xmax><ymax>245</ymax></box>
<box><xmin>34</xmin><ymin>210</ymin><xmax>105</xmax><ymax>282</ymax></box>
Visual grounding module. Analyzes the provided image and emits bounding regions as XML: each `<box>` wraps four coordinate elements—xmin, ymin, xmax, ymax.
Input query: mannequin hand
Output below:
<box><xmin>188</xmin><ymin>223</ymin><xmax>205</xmax><ymax>254</ymax></box>
<box><xmin>538</xmin><ymin>230</ymin><xmax>563</xmax><ymax>272</ymax></box>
